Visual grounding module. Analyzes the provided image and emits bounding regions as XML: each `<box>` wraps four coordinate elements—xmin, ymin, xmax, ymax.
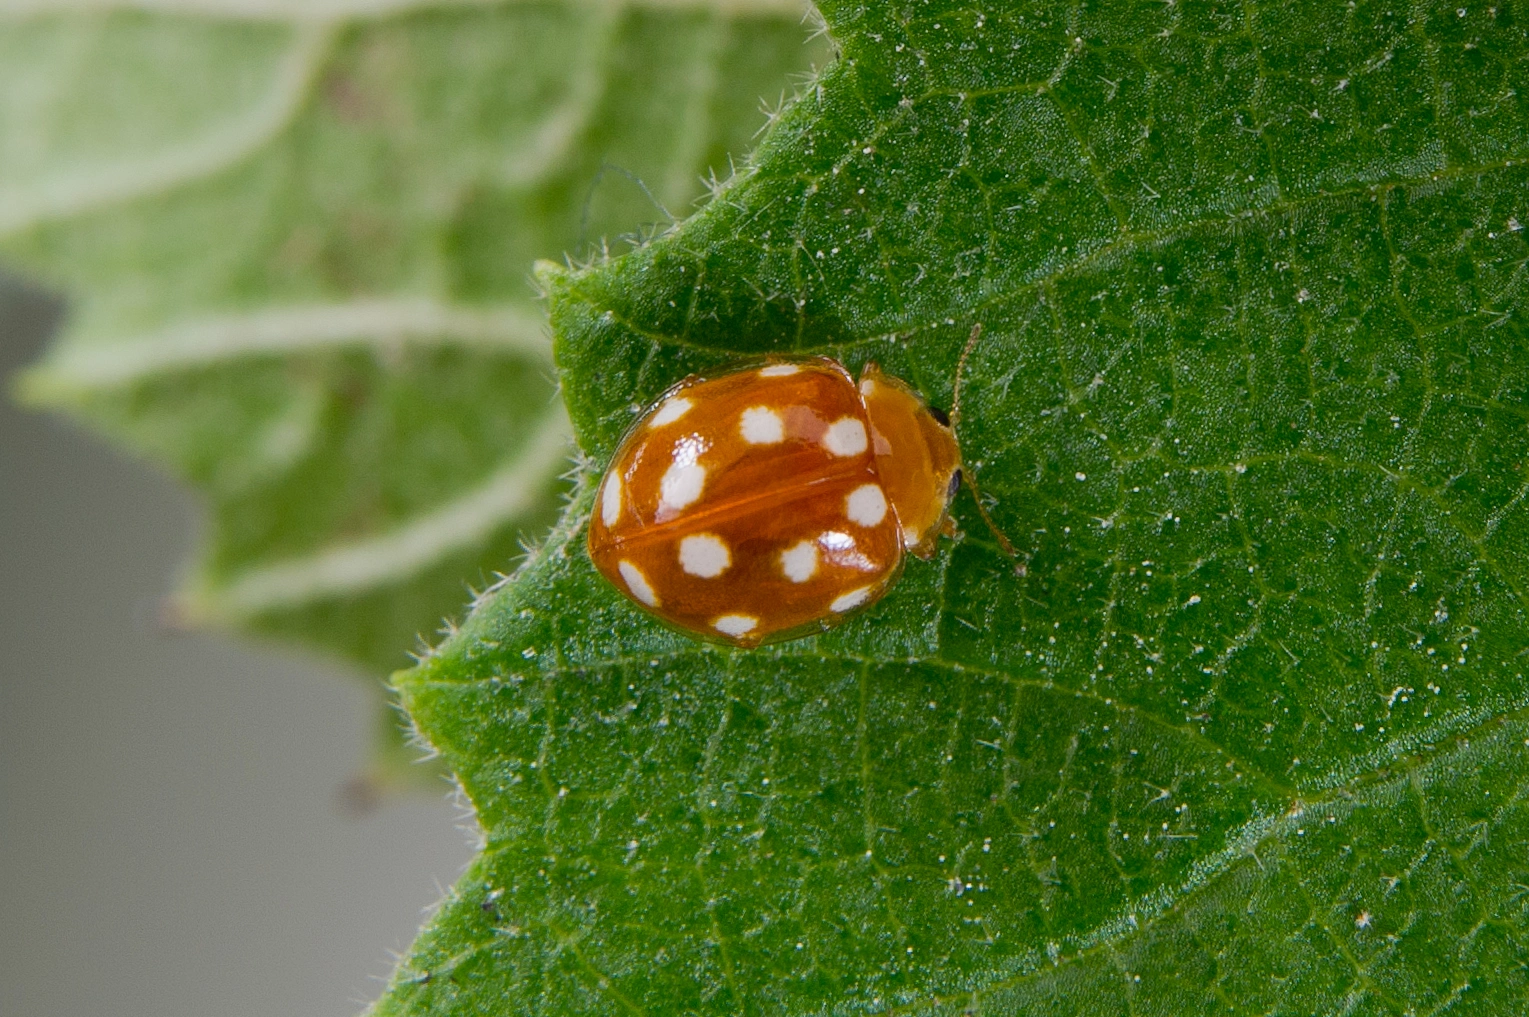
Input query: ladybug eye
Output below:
<box><xmin>928</xmin><ymin>406</ymin><xmax>951</xmax><ymax>427</ymax></box>
<box><xmin>948</xmin><ymin>469</ymin><xmax>962</xmax><ymax>500</ymax></box>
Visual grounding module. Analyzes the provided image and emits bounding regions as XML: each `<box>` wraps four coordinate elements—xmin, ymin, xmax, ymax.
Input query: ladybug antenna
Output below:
<box><xmin>949</xmin><ymin>323</ymin><xmax>982</xmax><ymax>431</ymax></box>
<box><xmin>948</xmin><ymin>323</ymin><xmax>1022</xmax><ymax>564</ymax></box>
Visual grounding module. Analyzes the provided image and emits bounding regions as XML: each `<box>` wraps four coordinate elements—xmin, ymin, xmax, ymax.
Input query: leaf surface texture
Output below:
<box><xmin>388</xmin><ymin>1</ymin><xmax>1529</xmax><ymax>1012</ymax></box>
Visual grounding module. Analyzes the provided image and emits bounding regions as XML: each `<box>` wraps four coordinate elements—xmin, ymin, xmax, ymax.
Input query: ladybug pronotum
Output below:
<box><xmin>587</xmin><ymin>356</ymin><xmax>963</xmax><ymax>647</ymax></box>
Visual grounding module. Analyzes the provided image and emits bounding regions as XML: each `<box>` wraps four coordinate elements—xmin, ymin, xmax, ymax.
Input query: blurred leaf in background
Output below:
<box><xmin>1</xmin><ymin>0</ymin><xmax>826</xmax><ymax>788</ymax></box>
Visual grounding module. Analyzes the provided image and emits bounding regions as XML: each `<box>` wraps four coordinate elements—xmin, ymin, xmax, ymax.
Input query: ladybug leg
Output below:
<box><xmin>959</xmin><ymin>470</ymin><xmax>1022</xmax><ymax>563</ymax></box>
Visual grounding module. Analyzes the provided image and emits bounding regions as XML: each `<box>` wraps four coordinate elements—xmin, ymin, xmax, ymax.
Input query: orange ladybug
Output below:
<box><xmin>587</xmin><ymin>354</ymin><xmax>965</xmax><ymax>647</ymax></box>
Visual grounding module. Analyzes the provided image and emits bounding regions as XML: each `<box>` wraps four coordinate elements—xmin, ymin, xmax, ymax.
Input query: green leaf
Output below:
<box><xmin>386</xmin><ymin>0</ymin><xmax>1529</xmax><ymax>1012</ymax></box>
<box><xmin>2</xmin><ymin>1</ymin><xmax>824</xmax><ymax>784</ymax></box>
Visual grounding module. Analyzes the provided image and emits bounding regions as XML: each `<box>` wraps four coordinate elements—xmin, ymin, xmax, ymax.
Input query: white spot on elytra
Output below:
<box><xmin>739</xmin><ymin>406</ymin><xmax>785</xmax><ymax>444</ymax></box>
<box><xmin>823</xmin><ymin>417</ymin><xmax>869</xmax><ymax>457</ymax></box>
<box><xmin>601</xmin><ymin>473</ymin><xmax>623</xmax><ymax>526</ymax></box>
<box><xmin>649</xmin><ymin>396</ymin><xmax>693</xmax><ymax>428</ymax></box>
<box><xmin>845</xmin><ymin>484</ymin><xmax>887</xmax><ymax>526</ymax></box>
<box><xmin>831</xmin><ymin>587</ymin><xmax>872</xmax><ymax>613</ymax></box>
<box><xmin>659</xmin><ymin>462</ymin><xmax>706</xmax><ymax>513</ymax></box>
<box><xmin>859</xmin><ymin>378</ymin><xmax>877</xmax><ymax>396</ymax></box>
<box><xmin>618</xmin><ymin>561</ymin><xmax>658</xmax><ymax>607</ymax></box>
<box><xmin>759</xmin><ymin>363</ymin><xmax>800</xmax><ymax>377</ymax></box>
<box><xmin>780</xmin><ymin>540</ymin><xmax>819</xmax><ymax>582</ymax></box>
<box><xmin>902</xmin><ymin>525</ymin><xmax>920</xmax><ymax>547</ymax></box>
<box><xmin>713</xmin><ymin>614</ymin><xmax>758</xmax><ymax>637</ymax></box>
<box><xmin>679</xmin><ymin>533</ymin><xmax>731</xmax><ymax>578</ymax></box>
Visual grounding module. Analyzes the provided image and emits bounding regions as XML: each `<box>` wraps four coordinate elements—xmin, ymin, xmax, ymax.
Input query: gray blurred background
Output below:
<box><xmin>0</xmin><ymin>270</ymin><xmax>475</xmax><ymax>1016</ymax></box>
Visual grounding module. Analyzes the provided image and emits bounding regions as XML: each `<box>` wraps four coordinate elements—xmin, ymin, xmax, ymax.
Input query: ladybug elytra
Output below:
<box><xmin>588</xmin><ymin>343</ymin><xmax>983</xmax><ymax>647</ymax></box>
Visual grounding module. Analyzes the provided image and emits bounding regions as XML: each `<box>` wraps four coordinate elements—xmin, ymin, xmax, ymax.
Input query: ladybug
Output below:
<box><xmin>588</xmin><ymin>332</ymin><xmax>996</xmax><ymax>647</ymax></box>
